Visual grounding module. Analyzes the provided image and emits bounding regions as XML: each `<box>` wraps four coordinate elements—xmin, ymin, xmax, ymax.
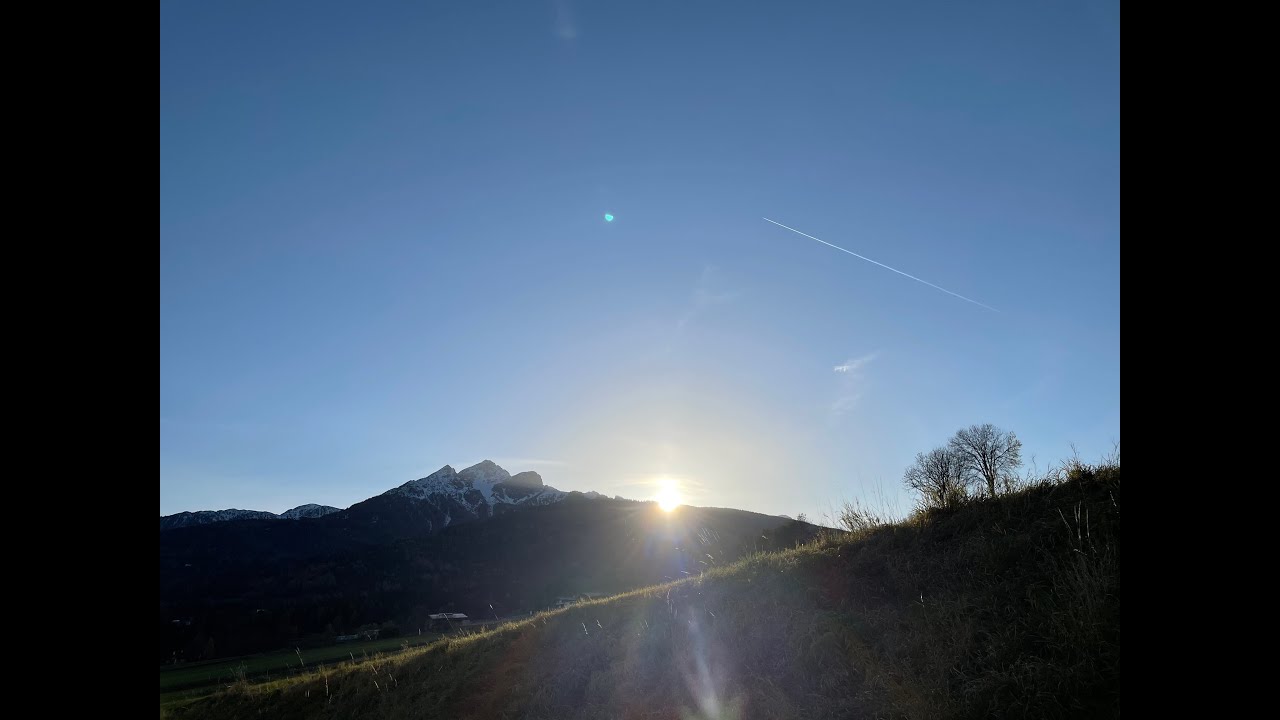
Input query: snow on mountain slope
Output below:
<box><xmin>390</xmin><ymin>465</ymin><xmax>466</xmax><ymax>501</ymax></box>
<box><xmin>161</xmin><ymin>460</ymin><xmax>597</xmax><ymax>532</ymax></box>
<box><xmin>280</xmin><ymin>504</ymin><xmax>341</xmax><ymax>520</ymax></box>
<box><xmin>389</xmin><ymin>460</ymin><xmax>569</xmax><ymax>514</ymax></box>
<box><xmin>159</xmin><ymin>509</ymin><xmax>280</xmax><ymax>530</ymax></box>
<box><xmin>160</xmin><ymin>505</ymin><xmax>340</xmax><ymax>530</ymax></box>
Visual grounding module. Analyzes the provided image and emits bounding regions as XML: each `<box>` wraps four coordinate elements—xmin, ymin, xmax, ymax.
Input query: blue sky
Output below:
<box><xmin>160</xmin><ymin>0</ymin><xmax>1120</xmax><ymax>521</ymax></box>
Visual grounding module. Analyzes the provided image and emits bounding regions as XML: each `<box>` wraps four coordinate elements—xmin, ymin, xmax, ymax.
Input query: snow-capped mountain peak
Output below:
<box><xmin>162</xmin><ymin>459</ymin><xmax>607</xmax><ymax>534</ymax></box>
<box><xmin>459</xmin><ymin>460</ymin><xmax>511</xmax><ymax>505</ymax></box>
<box><xmin>383</xmin><ymin>460</ymin><xmax>571</xmax><ymax>521</ymax></box>
<box><xmin>391</xmin><ymin>465</ymin><xmax>464</xmax><ymax>500</ymax></box>
<box><xmin>458</xmin><ymin>460</ymin><xmax>510</xmax><ymax>485</ymax></box>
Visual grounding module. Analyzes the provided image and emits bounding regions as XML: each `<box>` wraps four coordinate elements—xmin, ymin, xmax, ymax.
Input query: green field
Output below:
<box><xmin>159</xmin><ymin>633</ymin><xmax>443</xmax><ymax>710</ymax></box>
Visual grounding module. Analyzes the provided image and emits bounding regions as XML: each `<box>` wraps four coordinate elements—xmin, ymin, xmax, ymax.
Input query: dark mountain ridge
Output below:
<box><xmin>159</xmin><ymin>505</ymin><xmax>342</xmax><ymax>530</ymax></box>
<box><xmin>159</xmin><ymin>462</ymin><xmax>819</xmax><ymax>661</ymax></box>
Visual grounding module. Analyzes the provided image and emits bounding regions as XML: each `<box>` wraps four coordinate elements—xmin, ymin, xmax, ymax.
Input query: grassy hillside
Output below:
<box><xmin>172</xmin><ymin>462</ymin><xmax>1119</xmax><ymax>719</ymax></box>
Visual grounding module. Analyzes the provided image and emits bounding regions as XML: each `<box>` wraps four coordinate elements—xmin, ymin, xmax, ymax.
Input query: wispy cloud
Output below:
<box><xmin>677</xmin><ymin>265</ymin><xmax>738</xmax><ymax>333</ymax></box>
<box><xmin>493</xmin><ymin>457</ymin><xmax>569</xmax><ymax>470</ymax></box>
<box><xmin>834</xmin><ymin>355</ymin><xmax>876</xmax><ymax>374</ymax></box>
<box><xmin>553</xmin><ymin>0</ymin><xmax>577</xmax><ymax>40</ymax></box>
<box><xmin>831</xmin><ymin>352</ymin><xmax>878</xmax><ymax>417</ymax></box>
<box><xmin>831</xmin><ymin>394</ymin><xmax>862</xmax><ymax>417</ymax></box>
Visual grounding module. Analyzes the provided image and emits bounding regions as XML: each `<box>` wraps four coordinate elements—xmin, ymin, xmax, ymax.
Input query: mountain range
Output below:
<box><xmin>159</xmin><ymin>504</ymin><xmax>341</xmax><ymax>530</ymax></box>
<box><xmin>160</xmin><ymin>460</ymin><xmax>606</xmax><ymax>535</ymax></box>
<box><xmin>159</xmin><ymin>460</ymin><xmax>820</xmax><ymax>662</ymax></box>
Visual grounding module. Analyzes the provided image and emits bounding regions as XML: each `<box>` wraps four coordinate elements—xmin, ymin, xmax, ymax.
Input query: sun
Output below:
<box><xmin>655</xmin><ymin>481</ymin><xmax>682</xmax><ymax>512</ymax></box>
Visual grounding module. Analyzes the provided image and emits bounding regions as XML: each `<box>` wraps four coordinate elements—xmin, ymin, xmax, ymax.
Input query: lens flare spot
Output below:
<box><xmin>604</xmin><ymin>213</ymin><xmax>614</xmax><ymax>222</ymax></box>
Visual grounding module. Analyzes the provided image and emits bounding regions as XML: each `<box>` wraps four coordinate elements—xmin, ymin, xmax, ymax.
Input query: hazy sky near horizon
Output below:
<box><xmin>160</xmin><ymin>0</ymin><xmax>1120</xmax><ymax>520</ymax></box>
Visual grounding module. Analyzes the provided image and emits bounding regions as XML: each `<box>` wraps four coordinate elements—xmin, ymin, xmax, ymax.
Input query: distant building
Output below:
<box><xmin>427</xmin><ymin>613</ymin><xmax>468</xmax><ymax>621</ymax></box>
<box><xmin>335</xmin><ymin>629</ymin><xmax>381</xmax><ymax>642</ymax></box>
<box><xmin>426</xmin><ymin>612</ymin><xmax>468</xmax><ymax>630</ymax></box>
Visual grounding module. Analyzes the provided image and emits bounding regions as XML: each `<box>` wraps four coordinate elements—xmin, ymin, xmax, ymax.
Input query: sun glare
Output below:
<box><xmin>655</xmin><ymin>480</ymin><xmax>682</xmax><ymax>512</ymax></box>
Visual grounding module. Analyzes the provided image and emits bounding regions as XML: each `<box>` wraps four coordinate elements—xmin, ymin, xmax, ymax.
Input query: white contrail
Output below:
<box><xmin>762</xmin><ymin>217</ymin><xmax>999</xmax><ymax>313</ymax></box>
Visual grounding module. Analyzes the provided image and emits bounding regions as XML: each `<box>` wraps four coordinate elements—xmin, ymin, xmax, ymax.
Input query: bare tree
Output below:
<box><xmin>948</xmin><ymin>424</ymin><xmax>1023</xmax><ymax>498</ymax></box>
<box><xmin>903</xmin><ymin>447</ymin><xmax>969</xmax><ymax>510</ymax></box>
